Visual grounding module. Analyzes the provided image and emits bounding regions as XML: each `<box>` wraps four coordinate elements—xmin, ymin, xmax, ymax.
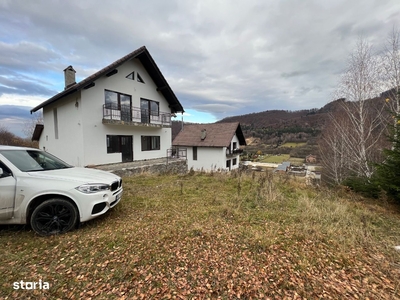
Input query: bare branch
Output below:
<box><xmin>22</xmin><ymin>111</ymin><xmax>43</xmax><ymax>139</ymax></box>
<box><xmin>320</xmin><ymin>38</ymin><xmax>388</xmax><ymax>181</ymax></box>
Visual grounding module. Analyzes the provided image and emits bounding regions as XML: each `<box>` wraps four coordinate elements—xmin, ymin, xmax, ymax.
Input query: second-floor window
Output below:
<box><xmin>140</xmin><ymin>98</ymin><xmax>159</xmax><ymax>123</ymax></box>
<box><xmin>105</xmin><ymin>90</ymin><xmax>131</xmax><ymax>110</ymax></box>
<box><xmin>105</xmin><ymin>90</ymin><xmax>132</xmax><ymax>121</ymax></box>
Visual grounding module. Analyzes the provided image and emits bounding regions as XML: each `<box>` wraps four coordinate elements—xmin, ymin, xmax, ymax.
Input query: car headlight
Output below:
<box><xmin>76</xmin><ymin>183</ymin><xmax>110</xmax><ymax>194</ymax></box>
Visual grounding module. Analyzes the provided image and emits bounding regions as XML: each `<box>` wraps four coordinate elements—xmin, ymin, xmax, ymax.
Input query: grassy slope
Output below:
<box><xmin>1</xmin><ymin>172</ymin><xmax>400</xmax><ymax>299</ymax></box>
<box><xmin>279</xmin><ymin>142</ymin><xmax>307</xmax><ymax>148</ymax></box>
<box><xmin>260</xmin><ymin>154</ymin><xmax>291</xmax><ymax>163</ymax></box>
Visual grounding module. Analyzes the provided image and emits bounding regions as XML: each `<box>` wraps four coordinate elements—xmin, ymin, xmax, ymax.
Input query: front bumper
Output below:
<box><xmin>78</xmin><ymin>187</ymin><xmax>123</xmax><ymax>222</ymax></box>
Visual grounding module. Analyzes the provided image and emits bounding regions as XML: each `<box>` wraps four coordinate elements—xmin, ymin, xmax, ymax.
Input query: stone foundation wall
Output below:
<box><xmin>109</xmin><ymin>160</ymin><xmax>187</xmax><ymax>177</ymax></box>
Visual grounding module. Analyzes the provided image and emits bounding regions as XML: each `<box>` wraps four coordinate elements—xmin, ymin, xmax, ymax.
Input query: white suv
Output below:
<box><xmin>0</xmin><ymin>146</ymin><xmax>123</xmax><ymax>236</ymax></box>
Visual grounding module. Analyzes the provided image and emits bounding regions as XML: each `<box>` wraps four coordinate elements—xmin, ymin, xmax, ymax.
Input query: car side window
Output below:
<box><xmin>0</xmin><ymin>161</ymin><xmax>12</xmax><ymax>178</ymax></box>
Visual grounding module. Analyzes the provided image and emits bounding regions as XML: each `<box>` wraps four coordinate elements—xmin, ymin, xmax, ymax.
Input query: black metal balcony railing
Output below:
<box><xmin>167</xmin><ymin>147</ymin><xmax>187</xmax><ymax>160</ymax></box>
<box><xmin>226</xmin><ymin>148</ymin><xmax>243</xmax><ymax>156</ymax></box>
<box><xmin>103</xmin><ymin>104</ymin><xmax>172</xmax><ymax>126</ymax></box>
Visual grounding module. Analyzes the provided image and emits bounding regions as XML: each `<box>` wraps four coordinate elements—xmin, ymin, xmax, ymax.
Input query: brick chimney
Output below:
<box><xmin>63</xmin><ymin>66</ymin><xmax>76</xmax><ymax>89</ymax></box>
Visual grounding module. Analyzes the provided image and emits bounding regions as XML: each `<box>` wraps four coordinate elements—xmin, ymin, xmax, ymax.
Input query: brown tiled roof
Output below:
<box><xmin>30</xmin><ymin>46</ymin><xmax>184</xmax><ymax>113</ymax></box>
<box><xmin>172</xmin><ymin>122</ymin><xmax>246</xmax><ymax>147</ymax></box>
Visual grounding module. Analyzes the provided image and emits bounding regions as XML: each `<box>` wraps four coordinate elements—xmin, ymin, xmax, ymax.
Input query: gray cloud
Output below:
<box><xmin>0</xmin><ymin>105</ymin><xmax>31</xmax><ymax>119</ymax></box>
<box><xmin>0</xmin><ymin>70</ymin><xmax>56</xmax><ymax>96</ymax></box>
<box><xmin>281</xmin><ymin>71</ymin><xmax>310</xmax><ymax>78</ymax></box>
<box><xmin>0</xmin><ymin>105</ymin><xmax>34</xmax><ymax>137</ymax></box>
<box><xmin>1</xmin><ymin>0</ymin><xmax>400</xmax><ymax>124</ymax></box>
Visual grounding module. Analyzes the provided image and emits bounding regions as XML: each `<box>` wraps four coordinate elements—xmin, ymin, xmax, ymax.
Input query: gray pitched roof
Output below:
<box><xmin>31</xmin><ymin>46</ymin><xmax>184</xmax><ymax>113</ymax></box>
<box><xmin>172</xmin><ymin>122</ymin><xmax>246</xmax><ymax>147</ymax></box>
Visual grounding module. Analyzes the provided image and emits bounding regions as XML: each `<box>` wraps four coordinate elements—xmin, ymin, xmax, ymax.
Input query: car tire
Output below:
<box><xmin>30</xmin><ymin>198</ymin><xmax>78</xmax><ymax>236</ymax></box>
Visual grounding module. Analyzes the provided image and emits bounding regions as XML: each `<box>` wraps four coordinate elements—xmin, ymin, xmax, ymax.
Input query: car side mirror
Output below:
<box><xmin>0</xmin><ymin>168</ymin><xmax>3</xmax><ymax>177</ymax></box>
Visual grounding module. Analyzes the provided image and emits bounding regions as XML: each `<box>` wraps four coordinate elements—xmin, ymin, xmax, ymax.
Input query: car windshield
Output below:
<box><xmin>0</xmin><ymin>150</ymin><xmax>72</xmax><ymax>172</ymax></box>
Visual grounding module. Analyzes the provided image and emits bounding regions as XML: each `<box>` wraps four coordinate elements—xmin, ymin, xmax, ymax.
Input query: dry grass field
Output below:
<box><xmin>1</xmin><ymin>171</ymin><xmax>400</xmax><ymax>299</ymax></box>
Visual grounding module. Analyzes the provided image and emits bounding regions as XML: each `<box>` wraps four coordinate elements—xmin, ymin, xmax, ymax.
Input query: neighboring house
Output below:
<box><xmin>306</xmin><ymin>154</ymin><xmax>317</xmax><ymax>163</ymax></box>
<box><xmin>31</xmin><ymin>46</ymin><xmax>184</xmax><ymax>167</ymax></box>
<box><xmin>274</xmin><ymin>161</ymin><xmax>290</xmax><ymax>173</ymax></box>
<box><xmin>172</xmin><ymin>122</ymin><xmax>246</xmax><ymax>172</ymax></box>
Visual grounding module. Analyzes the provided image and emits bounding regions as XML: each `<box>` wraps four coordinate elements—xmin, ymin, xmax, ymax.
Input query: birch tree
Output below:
<box><xmin>319</xmin><ymin>109</ymin><xmax>352</xmax><ymax>184</ymax></box>
<box><xmin>320</xmin><ymin>38</ymin><xmax>387</xmax><ymax>182</ymax></box>
<box><xmin>381</xmin><ymin>28</ymin><xmax>400</xmax><ymax>141</ymax></box>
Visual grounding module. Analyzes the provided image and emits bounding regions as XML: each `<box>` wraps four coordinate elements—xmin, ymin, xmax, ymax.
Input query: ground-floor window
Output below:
<box><xmin>193</xmin><ymin>146</ymin><xmax>197</xmax><ymax>160</ymax></box>
<box><xmin>141</xmin><ymin>136</ymin><xmax>160</xmax><ymax>151</ymax></box>
<box><xmin>106</xmin><ymin>135</ymin><xmax>133</xmax><ymax>162</ymax></box>
<box><xmin>233</xmin><ymin>158</ymin><xmax>237</xmax><ymax>165</ymax></box>
<box><xmin>226</xmin><ymin>159</ymin><xmax>231</xmax><ymax>169</ymax></box>
<box><xmin>107</xmin><ymin>135</ymin><xmax>120</xmax><ymax>153</ymax></box>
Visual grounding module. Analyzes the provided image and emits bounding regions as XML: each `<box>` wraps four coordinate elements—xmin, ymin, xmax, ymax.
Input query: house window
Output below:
<box><xmin>232</xmin><ymin>142</ymin><xmax>237</xmax><ymax>150</ymax></box>
<box><xmin>226</xmin><ymin>160</ymin><xmax>231</xmax><ymax>169</ymax></box>
<box><xmin>233</xmin><ymin>158</ymin><xmax>237</xmax><ymax>166</ymax></box>
<box><xmin>105</xmin><ymin>90</ymin><xmax>132</xmax><ymax>121</ymax></box>
<box><xmin>137</xmin><ymin>73</ymin><xmax>145</xmax><ymax>83</ymax></box>
<box><xmin>107</xmin><ymin>135</ymin><xmax>121</xmax><ymax>153</ymax></box>
<box><xmin>107</xmin><ymin>135</ymin><xmax>133</xmax><ymax>161</ymax></box>
<box><xmin>126</xmin><ymin>72</ymin><xmax>134</xmax><ymax>80</ymax></box>
<box><xmin>140</xmin><ymin>98</ymin><xmax>159</xmax><ymax>123</ymax></box>
<box><xmin>105</xmin><ymin>90</ymin><xmax>132</xmax><ymax>110</ymax></box>
<box><xmin>141</xmin><ymin>136</ymin><xmax>160</xmax><ymax>151</ymax></box>
<box><xmin>193</xmin><ymin>146</ymin><xmax>197</xmax><ymax>161</ymax></box>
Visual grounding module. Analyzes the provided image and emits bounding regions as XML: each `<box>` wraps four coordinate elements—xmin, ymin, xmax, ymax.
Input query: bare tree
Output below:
<box><xmin>381</xmin><ymin>28</ymin><xmax>400</xmax><ymax>142</ymax></box>
<box><xmin>319</xmin><ymin>111</ymin><xmax>352</xmax><ymax>184</ymax></box>
<box><xmin>320</xmin><ymin>38</ymin><xmax>388</xmax><ymax>182</ymax></box>
<box><xmin>382</xmin><ymin>28</ymin><xmax>400</xmax><ymax>108</ymax></box>
<box><xmin>0</xmin><ymin>124</ymin><xmax>17</xmax><ymax>145</ymax></box>
<box><xmin>22</xmin><ymin>111</ymin><xmax>43</xmax><ymax>139</ymax></box>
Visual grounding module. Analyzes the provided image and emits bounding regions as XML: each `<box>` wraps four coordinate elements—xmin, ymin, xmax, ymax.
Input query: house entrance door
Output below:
<box><xmin>226</xmin><ymin>159</ymin><xmax>231</xmax><ymax>171</ymax></box>
<box><xmin>121</xmin><ymin>136</ymin><xmax>133</xmax><ymax>162</ymax></box>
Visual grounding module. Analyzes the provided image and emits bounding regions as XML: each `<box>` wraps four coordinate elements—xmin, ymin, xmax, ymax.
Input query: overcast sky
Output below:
<box><xmin>1</xmin><ymin>0</ymin><xmax>400</xmax><ymax>136</ymax></box>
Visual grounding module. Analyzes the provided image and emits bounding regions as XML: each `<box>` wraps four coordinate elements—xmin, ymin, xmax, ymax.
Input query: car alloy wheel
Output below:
<box><xmin>31</xmin><ymin>199</ymin><xmax>78</xmax><ymax>236</ymax></box>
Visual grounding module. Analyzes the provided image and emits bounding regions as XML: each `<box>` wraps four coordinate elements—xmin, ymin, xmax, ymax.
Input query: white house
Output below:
<box><xmin>31</xmin><ymin>46</ymin><xmax>184</xmax><ymax>167</ymax></box>
<box><xmin>172</xmin><ymin>122</ymin><xmax>246</xmax><ymax>171</ymax></box>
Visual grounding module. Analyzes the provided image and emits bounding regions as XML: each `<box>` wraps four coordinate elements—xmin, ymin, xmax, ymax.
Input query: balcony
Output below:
<box><xmin>226</xmin><ymin>148</ymin><xmax>243</xmax><ymax>157</ymax></box>
<box><xmin>102</xmin><ymin>104</ymin><xmax>172</xmax><ymax>128</ymax></box>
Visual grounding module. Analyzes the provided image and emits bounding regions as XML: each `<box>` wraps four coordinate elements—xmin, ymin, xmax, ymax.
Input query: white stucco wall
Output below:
<box><xmin>187</xmin><ymin>147</ymin><xmax>225</xmax><ymax>171</ymax></box>
<box><xmin>39</xmin><ymin>58</ymin><xmax>176</xmax><ymax>166</ymax></box>
<box><xmin>39</xmin><ymin>93</ymin><xmax>85</xmax><ymax>166</ymax></box>
<box><xmin>185</xmin><ymin>134</ymin><xmax>242</xmax><ymax>172</ymax></box>
<box><xmin>229</xmin><ymin>134</ymin><xmax>241</xmax><ymax>171</ymax></box>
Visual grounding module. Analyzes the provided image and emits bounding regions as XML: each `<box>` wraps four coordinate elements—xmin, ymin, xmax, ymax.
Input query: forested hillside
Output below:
<box><xmin>172</xmin><ymin>100</ymin><xmax>342</xmax><ymax>146</ymax></box>
<box><xmin>218</xmin><ymin>108</ymin><xmax>326</xmax><ymax>146</ymax></box>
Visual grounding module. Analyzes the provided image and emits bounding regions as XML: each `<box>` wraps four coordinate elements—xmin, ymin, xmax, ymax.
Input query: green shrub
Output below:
<box><xmin>342</xmin><ymin>176</ymin><xmax>381</xmax><ymax>199</ymax></box>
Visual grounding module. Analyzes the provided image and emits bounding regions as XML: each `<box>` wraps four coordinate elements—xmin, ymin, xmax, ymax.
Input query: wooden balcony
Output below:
<box><xmin>102</xmin><ymin>104</ymin><xmax>172</xmax><ymax>128</ymax></box>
